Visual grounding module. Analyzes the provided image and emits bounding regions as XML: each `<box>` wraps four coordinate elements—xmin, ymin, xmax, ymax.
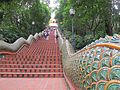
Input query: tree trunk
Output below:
<box><xmin>105</xmin><ymin>19</ymin><xmax>113</xmax><ymax>36</ymax></box>
<box><xmin>93</xmin><ymin>30</ymin><xmax>95</xmax><ymax>37</ymax></box>
<box><xmin>104</xmin><ymin>0</ymin><xmax>113</xmax><ymax>36</ymax></box>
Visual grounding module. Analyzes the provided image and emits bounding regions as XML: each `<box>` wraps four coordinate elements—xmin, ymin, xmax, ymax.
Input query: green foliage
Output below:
<box><xmin>0</xmin><ymin>0</ymin><xmax>50</xmax><ymax>43</ymax></box>
<box><xmin>56</xmin><ymin>0</ymin><xmax>120</xmax><ymax>50</ymax></box>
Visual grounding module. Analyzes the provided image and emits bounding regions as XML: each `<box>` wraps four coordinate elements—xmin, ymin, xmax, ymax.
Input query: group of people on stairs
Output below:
<box><xmin>43</xmin><ymin>27</ymin><xmax>59</xmax><ymax>41</ymax></box>
<box><xmin>43</xmin><ymin>27</ymin><xmax>50</xmax><ymax>40</ymax></box>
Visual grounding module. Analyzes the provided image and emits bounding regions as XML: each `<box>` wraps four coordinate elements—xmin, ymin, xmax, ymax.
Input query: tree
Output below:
<box><xmin>56</xmin><ymin>0</ymin><xmax>119</xmax><ymax>49</ymax></box>
<box><xmin>0</xmin><ymin>0</ymin><xmax>50</xmax><ymax>43</ymax></box>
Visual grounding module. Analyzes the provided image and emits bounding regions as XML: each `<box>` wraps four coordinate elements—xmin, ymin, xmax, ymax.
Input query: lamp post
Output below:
<box><xmin>69</xmin><ymin>7</ymin><xmax>75</xmax><ymax>49</ymax></box>
<box><xmin>32</xmin><ymin>21</ymin><xmax>35</xmax><ymax>34</ymax></box>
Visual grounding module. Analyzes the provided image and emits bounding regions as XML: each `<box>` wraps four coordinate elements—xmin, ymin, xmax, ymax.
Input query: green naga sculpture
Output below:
<box><xmin>60</xmin><ymin>32</ymin><xmax>120</xmax><ymax>90</ymax></box>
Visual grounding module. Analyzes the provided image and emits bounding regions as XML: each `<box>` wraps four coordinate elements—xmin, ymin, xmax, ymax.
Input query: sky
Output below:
<box><xmin>49</xmin><ymin>0</ymin><xmax>56</xmax><ymax>8</ymax></box>
<box><xmin>49</xmin><ymin>0</ymin><xmax>59</xmax><ymax>19</ymax></box>
<box><xmin>49</xmin><ymin>0</ymin><xmax>55</xmax><ymax>19</ymax></box>
<box><xmin>42</xmin><ymin>0</ymin><xmax>59</xmax><ymax>19</ymax></box>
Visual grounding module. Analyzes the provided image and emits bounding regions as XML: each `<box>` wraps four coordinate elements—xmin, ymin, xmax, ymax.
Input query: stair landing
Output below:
<box><xmin>0</xmin><ymin>78</ymin><xmax>67</xmax><ymax>90</ymax></box>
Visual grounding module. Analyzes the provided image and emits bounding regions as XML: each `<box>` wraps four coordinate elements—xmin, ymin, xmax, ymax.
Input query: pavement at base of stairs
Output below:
<box><xmin>0</xmin><ymin>78</ymin><xmax>67</xmax><ymax>90</ymax></box>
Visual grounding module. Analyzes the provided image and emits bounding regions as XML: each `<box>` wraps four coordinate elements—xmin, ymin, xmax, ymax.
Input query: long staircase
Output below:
<box><xmin>0</xmin><ymin>27</ymin><xmax>120</xmax><ymax>90</ymax></box>
<box><xmin>0</xmin><ymin>30</ymin><xmax>68</xmax><ymax>90</ymax></box>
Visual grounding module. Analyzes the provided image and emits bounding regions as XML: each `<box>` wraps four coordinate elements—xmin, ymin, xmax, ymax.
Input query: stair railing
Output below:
<box><xmin>57</xmin><ymin>29</ymin><xmax>120</xmax><ymax>90</ymax></box>
<box><xmin>0</xmin><ymin>32</ymin><xmax>43</xmax><ymax>54</ymax></box>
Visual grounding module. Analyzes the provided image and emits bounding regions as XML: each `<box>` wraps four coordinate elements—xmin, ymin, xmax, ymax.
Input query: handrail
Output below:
<box><xmin>91</xmin><ymin>43</ymin><xmax>120</xmax><ymax>50</ymax></box>
<box><xmin>0</xmin><ymin>32</ymin><xmax>42</xmax><ymax>54</ymax></box>
<box><xmin>56</xmin><ymin>29</ymin><xmax>120</xmax><ymax>90</ymax></box>
<box><xmin>0</xmin><ymin>44</ymin><xmax>28</xmax><ymax>55</ymax></box>
<box><xmin>69</xmin><ymin>43</ymin><xmax>120</xmax><ymax>59</ymax></box>
<box><xmin>57</xmin><ymin>29</ymin><xmax>64</xmax><ymax>45</ymax></box>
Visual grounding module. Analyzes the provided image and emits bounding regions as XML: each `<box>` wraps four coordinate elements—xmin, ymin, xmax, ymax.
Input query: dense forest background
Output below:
<box><xmin>0</xmin><ymin>0</ymin><xmax>50</xmax><ymax>43</ymax></box>
<box><xmin>55</xmin><ymin>0</ymin><xmax>120</xmax><ymax>49</ymax></box>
